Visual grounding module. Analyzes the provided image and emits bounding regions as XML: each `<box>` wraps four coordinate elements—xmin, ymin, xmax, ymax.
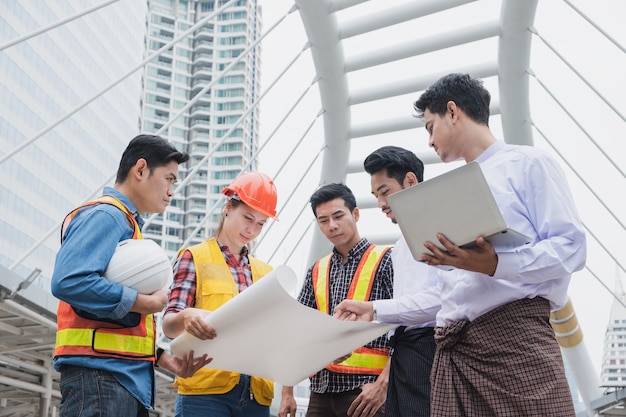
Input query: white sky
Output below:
<box><xmin>256</xmin><ymin>0</ymin><xmax>626</xmax><ymax>379</ymax></box>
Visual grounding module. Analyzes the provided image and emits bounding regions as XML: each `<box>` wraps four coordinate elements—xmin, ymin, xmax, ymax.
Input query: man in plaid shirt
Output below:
<box><xmin>278</xmin><ymin>183</ymin><xmax>393</xmax><ymax>417</ymax></box>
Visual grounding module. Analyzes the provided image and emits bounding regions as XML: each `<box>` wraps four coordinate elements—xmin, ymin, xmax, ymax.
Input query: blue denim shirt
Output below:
<box><xmin>52</xmin><ymin>187</ymin><xmax>155</xmax><ymax>409</ymax></box>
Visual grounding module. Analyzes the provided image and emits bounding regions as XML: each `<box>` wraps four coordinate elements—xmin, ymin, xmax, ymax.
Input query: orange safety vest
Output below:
<box><xmin>54</xmin><ymin>196</ymin><xmax>156</xmax><ymax>362</ymax></box>
<box><xmin>312</xmin><ymin>244</ymin><xmax>391</xmax><ymax>375</ymax></box>
<box><xmin>173</xmin><ymin>238</ymin><xmax>274</xmax><ymax>405</ymax></box>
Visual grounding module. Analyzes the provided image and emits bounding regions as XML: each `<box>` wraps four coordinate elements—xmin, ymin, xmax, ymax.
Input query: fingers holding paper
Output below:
<box><xmin>421</xmin><ymin>233</ymin><xmax>498</xmax><ymax>276</ymax></box>
<box><xmin>181</xmin><ymin>307</ymin><xmax>217</xmax><ymax>340</ymax></box>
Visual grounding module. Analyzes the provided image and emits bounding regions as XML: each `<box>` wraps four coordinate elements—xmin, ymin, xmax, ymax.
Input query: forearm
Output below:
<box><xmin>282</xmin><ymin>385</ymin><xmax>294</xmax><ymax>396</ymax></box>
<box><xmin>494</xmin><ymin>234</ymin><xmax>586</xmax><ymax>284</ymax></box>
<box><xmin>131</xmin><ymin>291</ymin><xmax>163</xmax><ymax>315</ymax></box>
<box><xmin>375</xmin><ymin>292</ymin><xmax>440</xmax><ymax>325</ymax></box>
<box><xmin>162</xmin><ymin>310</ymin><xmax>186</xmax><ymax>338</ymax></box>
<box><xmin>374</xmin><ymin>359</ymin><xmax>390</xmax><ymax>390</ymax></box>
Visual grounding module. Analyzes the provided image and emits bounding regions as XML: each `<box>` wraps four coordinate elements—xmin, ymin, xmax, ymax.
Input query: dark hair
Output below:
<box><xmin>115</xmin><ymin>134</ymin><xmax>190</xmax><ymax>183</ymax></box>
<box><xmin>309</xmin><ymin>183</ymin><xmax>357</xmax><ymax>217</ymax></box>
<box><xmin>413</xmin><ymin>73</ymin><xmax>491</xmax><ymax>125</ymax></box>
<box><xmin>364</xmin><ymin>145</ymin><xmax>424</xmax><ymax>183</ymax></box>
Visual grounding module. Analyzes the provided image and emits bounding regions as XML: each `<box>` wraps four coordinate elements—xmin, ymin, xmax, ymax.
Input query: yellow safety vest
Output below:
<box><xmin>173</xmin><ymin>238</ymin><xmax>274</xmax><ymax>405</ymax></box>
<box><xmin>312</xmin><ymin>244</ymin><xmax>391</xmax><ymax>375</ymax></box>
<box><xmin>54</xmin><ymin>196</ymin><xmax>156</xmax><ymax>361</ymax></box>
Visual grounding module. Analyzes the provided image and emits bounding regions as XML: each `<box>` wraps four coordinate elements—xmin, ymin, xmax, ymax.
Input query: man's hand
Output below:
<box><xmin>348</xmin><ymin>382</ymin><xmax>386</xmax><ymax>417</ymax></box>
<box><xmin>132</xmin><ymin>288</ymin><xmax>170</xmax><ymax>314</ymax></box>
<box><xmin>278</xmin><ymin>386</ymin><xmax>297</xmax><ymax>417</ymax></box>
<box><xmin>420</xmin><ymin>234</ymin><xmax>498</xmax><ymax>276</ymax></box>
<box><xmin>334</xmin><ymin>300</ymin><xmax>374</xmax><ymax>322</ymax></box>
<box><xmin>157</xmin><ymin>350</ymin><xmax>212</xmax><ymax>378</ymax></box>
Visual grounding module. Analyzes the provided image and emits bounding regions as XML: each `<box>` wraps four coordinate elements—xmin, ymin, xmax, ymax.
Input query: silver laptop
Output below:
<box><xmin>387</xmin><ymin>161</ymin><xmax>531</xmax><ymax>260</ymax></box>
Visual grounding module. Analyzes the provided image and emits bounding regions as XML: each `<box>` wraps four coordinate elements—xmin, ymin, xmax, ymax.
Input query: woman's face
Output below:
<box><xmin>223</xmin><ymin>202</ymin><xmax>269</xmax><ymax>247</ymax></box>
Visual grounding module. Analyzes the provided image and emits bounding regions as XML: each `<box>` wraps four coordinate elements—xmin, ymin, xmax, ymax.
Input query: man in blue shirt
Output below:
<box><xmin>51</xmin><ymin>134</ymin><xmax>211</xmax><ymax>417</ymax></box>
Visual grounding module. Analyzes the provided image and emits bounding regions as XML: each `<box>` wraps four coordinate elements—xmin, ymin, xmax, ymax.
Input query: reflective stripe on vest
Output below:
<box><xmin>54</xmin><ymin>196</ymin><xmax>156</xmax><ymax>361</ymax></box>
<box><xmin>312</xmin><ymin>244</ymin><xmax>391</xmax><ymax>375</ymax></box>
<box><xmin>54</xmin><ymin>308</ymin><xmax>156</xmax><ymax>359</ymax></box>
<box><xmin>329</xmin><ymin>346</ymin><xmax>390</xmax><ymax>375</ymax></box>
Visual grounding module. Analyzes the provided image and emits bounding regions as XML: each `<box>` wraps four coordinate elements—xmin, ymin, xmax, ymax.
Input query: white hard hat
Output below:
<box><xmin>104</xmin><ymin>239</ymin><xmax>172</xmax><ymax>294</ymax></box>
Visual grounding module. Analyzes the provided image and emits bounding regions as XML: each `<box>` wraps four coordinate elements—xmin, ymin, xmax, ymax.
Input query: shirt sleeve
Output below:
<box><xmin>376</xmin><ymin>267</ymin><xmax>442</xmax><ymax>325</ymax></box>
<box><xmin>492</xmin><ymin>152</ymin><xmax>586</xmax><ymax>284</ymax></box>
<box><xmin>165</xmin><ymin>249</ymin><xmax>197</xmax><ymax>314</ymax></box>
<box><xmin>296</xmin><ymin>266</ymin><xmax>317</xmax><ymax>309</ymax></box>
<box><xmin>50</xmin><ymin>205</ymin><xmax>138</xmax><ymax>320</ymax></box>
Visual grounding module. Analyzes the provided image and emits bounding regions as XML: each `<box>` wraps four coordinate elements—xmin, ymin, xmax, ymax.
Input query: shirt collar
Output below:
<box><xmin>332</xmin><ymin>237</ymin><xmax>370</xmax><ymax>261</ymax></box>
<box><xmin>475</xmin><ymin>140</ymin><xmax>505</xmax><ymax>164</ymax></box>
<box><xmin>102</xmin><ymin>186</ymin><xmax>144</xmax><ymax>228</ymax></box>
<box><xmin>218</xmin><ymin>241</ymin><xmax>249</xmax><ymax>257</ymax></box>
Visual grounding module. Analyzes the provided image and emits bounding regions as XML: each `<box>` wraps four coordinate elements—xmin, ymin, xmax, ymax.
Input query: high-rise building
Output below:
<box><xmin>0</xmin><ymin>0</ymin><xmax>147</xmax><ymax>288</ymax></box>
<box><xmin>601</xmin><ymin>268</ymin><xmax>626</xmax><ymax>387</ymax></box>
<box><xmin>140</xmin><ymin>0</ymin><xmax>263</xmax><ymax>255</ymax></box>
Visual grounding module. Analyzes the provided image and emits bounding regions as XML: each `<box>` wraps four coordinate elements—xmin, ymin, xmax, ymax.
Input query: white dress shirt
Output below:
<box><xmin>375</xmin><ymin>235</ymin><xmax>441</xmax><ymax>329</ymax></box>
<box><xmin>436</xmin><ymin>140</ymin><xmax>587</xmax><ymax>326</ymax></box>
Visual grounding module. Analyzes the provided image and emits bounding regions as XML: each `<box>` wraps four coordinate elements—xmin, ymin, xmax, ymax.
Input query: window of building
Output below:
<box><xmin>200</xmin><ymin>2</ymin><xmax>215</xmax><ymax>12</ymax></box>
<box><xmin>213</xmin><ymin>156</ymin><xmax>242</xmax><ymax>166</ymax></box>
<box><xmin>220</xmin><ymin>23</ymin><xmax>246</xmax><ymax>33</ymax></box>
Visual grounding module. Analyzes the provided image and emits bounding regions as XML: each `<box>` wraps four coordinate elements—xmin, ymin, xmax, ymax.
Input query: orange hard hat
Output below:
<box><xmin>222</xmin><ymin>172</ymin><xmax>279</xmax><ymax>220</ymax></box>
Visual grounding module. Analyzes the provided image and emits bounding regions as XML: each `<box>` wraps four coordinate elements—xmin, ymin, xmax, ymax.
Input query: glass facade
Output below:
<box><xmin>0</xmin><ymin>0</ymin><xmax>146</xmax><ymax>289</ymax></box>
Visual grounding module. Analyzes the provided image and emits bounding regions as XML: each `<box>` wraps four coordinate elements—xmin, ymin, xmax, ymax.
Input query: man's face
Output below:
<box><xmin>370</xmin><ymin>171</ymin><xmax>404</xmax><ymax>224</ymax></box>
<box><xmin>315</xmin><ymin>197</ymin><xmax>360</xmax><ymax>253</ymax></box>
<box><xmin>423</xmin><ymin>107</ymin><xmax>459</xmax><ymax>163</ymax></box>
<box><xmin>137</xmin><ymin>160</ymin><xmax>179</xmax><ymax>214</ymax></box>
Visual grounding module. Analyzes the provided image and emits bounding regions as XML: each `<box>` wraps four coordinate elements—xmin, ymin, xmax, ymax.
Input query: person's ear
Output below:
<box><xmin>134</xmin><ymin>158</ymin><xmax>148</xmax><ymax>179</ymax></box>
<box><xmin>404</xmin><ymin>172</ymin><xmax>418</xmax><ymax>187</ymax></box>
<box><xmin>352</xmin><ymin>206</ymin><xmax>360</xmax><ymax>222</ymax></box>
<box><xmin>447</xmin><ymin>101</ymin><xmax>457</xmax><ymax>119</ymax></box>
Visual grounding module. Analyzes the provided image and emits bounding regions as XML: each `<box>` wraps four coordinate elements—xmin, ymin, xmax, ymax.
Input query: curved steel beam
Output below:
<box><xmin>295</xmin><ymin>0</ymin><xmax>351</xmax><ymax>264</ymax></box>
<box><xmin>498</xmin><ymin>0</ymin><xmax>537</xmax><ymax>145</ymax></box>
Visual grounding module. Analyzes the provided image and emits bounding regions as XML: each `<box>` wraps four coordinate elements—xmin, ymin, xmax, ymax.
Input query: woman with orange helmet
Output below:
<box><xmin>162</xmin><ymin>172</ymin><xmax>279</xmax><ymax>417</ymax></box>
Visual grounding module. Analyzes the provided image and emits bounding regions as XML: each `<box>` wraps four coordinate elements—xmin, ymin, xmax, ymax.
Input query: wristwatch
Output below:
<box><xmin>155</xmin><ymin>347</ymin><xmax>165</xmax><ymax>367</ymax></box>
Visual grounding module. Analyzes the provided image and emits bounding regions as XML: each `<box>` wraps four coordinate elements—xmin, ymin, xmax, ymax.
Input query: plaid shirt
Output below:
<box><xmin>298</xmin><ymin>238</ymin><xmax>394</xmax><ymax>394</ymax></box>
<box><xmin>166</xmin><ymin>243</ymin><xmax>252</xmax><ymax>314</ymax></box>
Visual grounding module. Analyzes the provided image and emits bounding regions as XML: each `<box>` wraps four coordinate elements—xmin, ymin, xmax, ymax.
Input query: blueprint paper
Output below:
<box><xmin>170</xmin><ymin>265</ymin><xmax>397</xmax><ymax>386</ymax></box>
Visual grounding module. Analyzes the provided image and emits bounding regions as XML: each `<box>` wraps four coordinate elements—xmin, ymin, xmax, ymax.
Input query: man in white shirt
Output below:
<box><xmin>335</xmin><ymin>146</ymin><xmax>441</xmax><ymax>417</ymax></box>
<box><xmin>411</xmin><ymin>73</ymin><xmax>586</xmax><ymax>416</ymax></box>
